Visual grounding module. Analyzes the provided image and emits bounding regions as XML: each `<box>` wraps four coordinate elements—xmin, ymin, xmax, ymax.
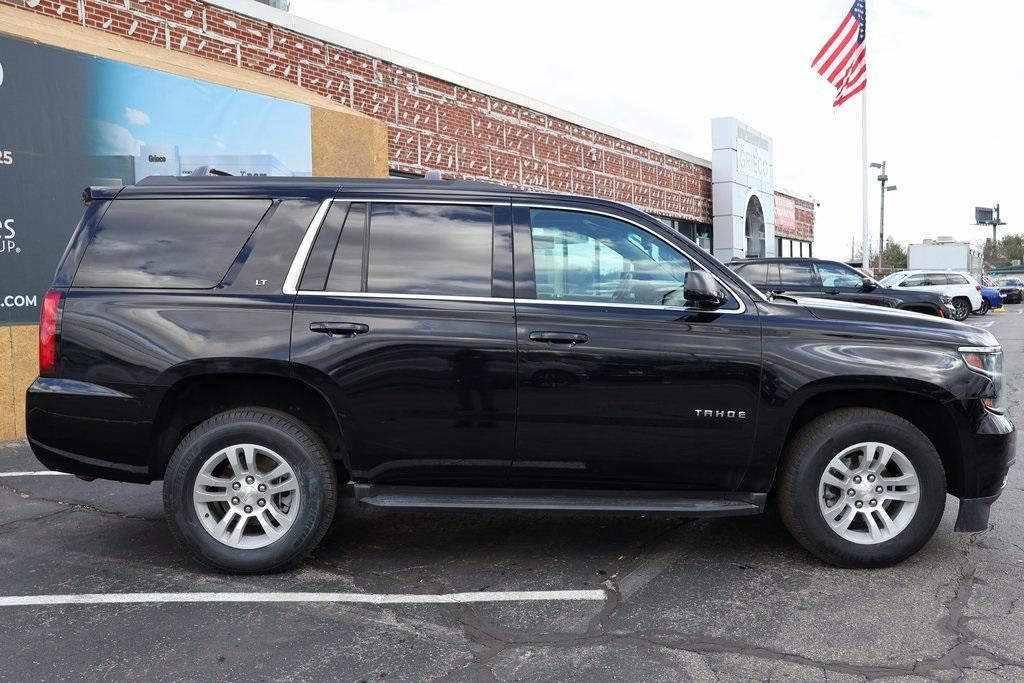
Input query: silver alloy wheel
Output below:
<box><xmin>818</xmin><ymin>442</ymin><xmax>920</xmax><ymax>545</ymax></box>
<box><xmin>953</xmin><ymin>299</ymin><xmax>971</xmax><ymax>320</ymax></box>
<box><xmin>192</xmin><ymin>444</ymin><xmax>300</xmax><ymax>549</ymax></box>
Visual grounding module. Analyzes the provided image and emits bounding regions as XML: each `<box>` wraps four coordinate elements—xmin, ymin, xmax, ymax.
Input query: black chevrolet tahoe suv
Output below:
<box><xmin>27</xmin><ymin>177</ymin><xmax>1014</xmax><ymax>573</ymax></box>
<box><xmin>729</xmin><ymin>257</ymin><xmax>958</xmax><ymax>319</ymax></box>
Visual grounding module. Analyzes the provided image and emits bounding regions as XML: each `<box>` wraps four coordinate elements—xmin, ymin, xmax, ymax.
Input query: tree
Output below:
<box><xmin>983</xmin><ymin>234</ymin><xmax>1024</xmax><ymax>267</ymax></box>
<box><xmin>879</xmin><ymin>237</ymin><xmax>907</xmax><ymax>270</ymax></box>
<box><xmin>1001</xmin><ymin>234</ymin><xmax>1024</xmax><ymax>264</ymax></box>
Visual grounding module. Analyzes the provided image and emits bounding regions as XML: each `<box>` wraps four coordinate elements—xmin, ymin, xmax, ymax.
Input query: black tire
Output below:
<box><xmin>952</xmin><ymin>297</ymin><xmax>971</xmax><ymax>321</ymax></box>
<box><xmin>777</xmin><ymin>408</ymin><xmax>946</xmax><ymax>568</ymax></box>
<box><xmin>163</xmin><ymin>408</ymin><xmax>337</xmax><ymax>574</ymax></box>
<box><xmin>973</xmin><ymin>300</ymin><xmax>990</xmax><ymax>316</ymax></box>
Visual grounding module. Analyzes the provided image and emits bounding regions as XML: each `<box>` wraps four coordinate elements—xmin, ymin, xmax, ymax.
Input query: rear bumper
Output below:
<box><xmin>30</xmin><ymin>437</ymin><xmax>151</xmax><ymax>483</ymax></box>
<box><xmin>26</xmin><ymin>377</ymin><xmax>155</xmax><ymax>483</ymax></box>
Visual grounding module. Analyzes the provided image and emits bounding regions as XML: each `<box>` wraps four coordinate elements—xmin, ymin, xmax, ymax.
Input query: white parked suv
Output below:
<box><xmin>877</xmin><ymin>270</ymin><xmax>983</xmax><ymax>321</ymax></box>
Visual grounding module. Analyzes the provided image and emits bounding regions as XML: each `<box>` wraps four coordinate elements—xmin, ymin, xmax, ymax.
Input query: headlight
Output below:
<box><xmin>941</xmin><ymin>295</ymin><xmax>954</xmax><ymax>304</ymax></box>
<box><xmin>959</xmin><ymin>346</ymin><xmax>1004</xmax><ymax>413</ymax></box>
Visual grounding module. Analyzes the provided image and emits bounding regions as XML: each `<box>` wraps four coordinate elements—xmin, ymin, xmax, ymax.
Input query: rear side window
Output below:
<box><xmin>734</xmin><ymin>262</ymin><xmax>769</xmax><ymax>285</ymax></box>
<box><xmin>365</xmin><ymin>203</ymin><xmax>494</xmax><ymax>297</ymax></box>
<box><xmin>74</xmin><ymin>199</ymin><xmax>271</xmax><ymax>288</ymax></box>
<box><xmin>946</xmin><ymin>273</ymin><xmax>969</xmax><ymax>285</ymax></box>
<box><xmin>777</xmin><ymin>261</ymin><xmax>819</xmax><ymax>287</ymax></box>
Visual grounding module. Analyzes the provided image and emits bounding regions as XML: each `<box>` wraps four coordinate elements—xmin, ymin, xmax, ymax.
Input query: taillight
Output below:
<box><xmin>976</xmin><ymin>285</ymin><xmax>982</xmax><ymax>292</ymax></box>
<box><xmin>38</xmin><ymin>289</ymin><xmax>63</xmax><ymax>376</ymax></box>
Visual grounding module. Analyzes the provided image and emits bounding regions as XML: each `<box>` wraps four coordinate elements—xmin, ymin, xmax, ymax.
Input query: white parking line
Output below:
<box><xmin>0</xmin><ymin>590</ymin><xmax>608</xmax><ymax>608</ymax></box>
<box><xmin>0</xmin><ymin>471</ymin><xmax>72</xmax><ymax>478</ymax></box>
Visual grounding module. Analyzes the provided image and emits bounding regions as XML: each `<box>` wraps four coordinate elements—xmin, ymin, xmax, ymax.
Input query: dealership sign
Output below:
<box><xmin>0</xmin><ymin>33</ymin><xmax>311</xmax><ymax>324</ymax></box>
<box><xmin>711</xmin><ymin>117</ymin><xmax>777</xmax><ymax>262</ymax></box>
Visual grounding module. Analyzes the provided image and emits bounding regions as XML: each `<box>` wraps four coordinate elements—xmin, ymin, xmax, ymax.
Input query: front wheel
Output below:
<box><xmin>777</xmin><ymin>408</ymin><xmax>946</xmax><ymax>568</ymax></box>
<box><xmin>973</xmin><ymin>300</ymin><xmax>990</xmax><ymax>316</ymax></box>
<box><xmin>163</xmin><ymin>408</ymin><xmax>337</xmax><ymax>573</ymax></box>
<box><xmin>952</xmin><ymin>297</ymin><xmax>971</xmax><ymax>321</ymax></box>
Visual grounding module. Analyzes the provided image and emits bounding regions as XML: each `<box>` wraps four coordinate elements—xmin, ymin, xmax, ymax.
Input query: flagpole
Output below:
<box><xmin>861</xmin><ymin>88</ymin><xmax>869</xmax><ymax>270</ymax></box>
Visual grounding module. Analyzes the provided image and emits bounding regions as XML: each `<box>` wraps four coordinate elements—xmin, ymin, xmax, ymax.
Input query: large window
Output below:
<box><xmin>366</xmin><ymin>203</ymin><xmax>494</xmax><ymax>297</ymax></box>
<box><xmin>776</xmin><ymin>237</ymin><xmax>813</xmax><ymax>258</ymax></box>
<box><xmin>75</xmin><ymin>198</ymin><xmax>271</xmax><ymax>288</ymax></box>
<box><xmin>530</xmin><ymin>209</ymin><xmax>705</xmax><ymax>307</ymax></box>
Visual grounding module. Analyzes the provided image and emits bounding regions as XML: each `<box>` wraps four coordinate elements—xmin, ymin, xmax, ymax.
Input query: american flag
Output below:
<box><xmin>812</xmin><ymin>0</ymin><xmax>867</xmax><ymax>108</ymax></box>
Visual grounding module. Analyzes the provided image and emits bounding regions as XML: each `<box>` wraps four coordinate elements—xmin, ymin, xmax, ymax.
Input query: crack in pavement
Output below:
<box><xmin>0</xmin><ymin>479</ymin><xmax>163</xmax><ymax>524</ymax></box>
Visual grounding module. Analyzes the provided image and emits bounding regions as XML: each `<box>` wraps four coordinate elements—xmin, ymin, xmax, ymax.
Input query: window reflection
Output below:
<box><xmin>530</xmin><ymin>209</ymin><xmax>694</xmax><ymax>306</ymax></box>
<box><xmin>367</xmin><ymin>204</ymin><xmax>493</xmax><ymax>297</ymax></box>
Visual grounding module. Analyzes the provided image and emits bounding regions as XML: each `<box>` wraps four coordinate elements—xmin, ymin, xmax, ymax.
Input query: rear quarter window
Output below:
<box><xmin>73</xmin><ymin>199</ymin><xmax>272</xmax><ymax>288</ymax></box>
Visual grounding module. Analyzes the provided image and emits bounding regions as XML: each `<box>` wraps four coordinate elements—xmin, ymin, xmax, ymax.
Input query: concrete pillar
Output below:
<box><xmin>711</xmin><ymin>117</ymin><xmax>777</xmax><ymax>263</ymax></box>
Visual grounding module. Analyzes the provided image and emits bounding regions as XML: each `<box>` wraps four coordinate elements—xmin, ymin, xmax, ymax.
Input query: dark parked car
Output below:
<box><xmin>729</xmin><ymin>257</ymin><xmax>956</xmax><ymax>318</ymax></box>
<box><xmin>27</xmin><ymin>177</ymin><xmax>1014</xmax><ymax>573</ymax></box>
<box><xmin>994</xmin><ymin>277</ymin><xmax>1024</xmax><ymax>304</ymax></box>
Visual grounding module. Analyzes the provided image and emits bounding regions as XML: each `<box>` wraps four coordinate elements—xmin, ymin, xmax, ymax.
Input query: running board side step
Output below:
<box><xmin>353</xmin><ymin>485</ymin><xmax>765</xmax><ymax>516</ymax></box>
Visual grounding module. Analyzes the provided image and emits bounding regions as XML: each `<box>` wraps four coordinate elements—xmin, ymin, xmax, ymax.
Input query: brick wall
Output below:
<box><xmin>5</xmin><ymin>0</ymin><xmax>811</xmax><ymax>238</ymax></box>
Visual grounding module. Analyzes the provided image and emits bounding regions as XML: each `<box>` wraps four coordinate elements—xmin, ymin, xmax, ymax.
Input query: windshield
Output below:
<box><xmin>877</xmin><ymin>272</ymin><xmax>906</xmax><ymax>287</ymax></box>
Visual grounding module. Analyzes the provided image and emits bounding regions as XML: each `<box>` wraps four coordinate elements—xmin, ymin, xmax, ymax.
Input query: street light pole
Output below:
<box><xmin>870</xmin><ymin>161</ymin><xmax>897</xmax><ymax>271</ymax></box>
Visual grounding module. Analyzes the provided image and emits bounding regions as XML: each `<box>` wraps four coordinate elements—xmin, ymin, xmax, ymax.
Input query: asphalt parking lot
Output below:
<box><xmin>2</xmin><ymin>310</ymin><xmax>1024</xmax><ymax>682</ymax></box>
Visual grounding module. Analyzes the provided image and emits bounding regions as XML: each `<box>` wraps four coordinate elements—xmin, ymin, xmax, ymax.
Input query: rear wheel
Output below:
<box><xmin>952</xmin><ymin>297</ymin><xmax>971</xmax><ymax>321</ymax></box>
<box><xmin>973</xmin><ymin>300</ymin><xmax>990</xmax><ymax>316</ymax></box>
<box><xmin>163</xmin><ymin>408</ymin><xmax>337</xmax><ymax>573</ymax></box>
<box><xmin>777</xmin><ymin>408</ymin><xmax>946</xmax><ymax>568</ymax></box>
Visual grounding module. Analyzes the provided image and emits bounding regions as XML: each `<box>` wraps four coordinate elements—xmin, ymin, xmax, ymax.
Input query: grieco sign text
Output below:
<box><xmin>736</xmin><ymin>138</ymin><xmax>771</xmax><ymax>183</ymax></box>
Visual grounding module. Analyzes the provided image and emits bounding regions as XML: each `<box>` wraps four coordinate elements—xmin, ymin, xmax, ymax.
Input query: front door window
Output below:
<box><xmin>529</xmin><ymin>209</ymin><xmax>702</xmax><ymax>307</ymax></box>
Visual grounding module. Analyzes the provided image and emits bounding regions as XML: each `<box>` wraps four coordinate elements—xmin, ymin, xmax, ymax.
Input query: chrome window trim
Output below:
<box><xmin>296</xmin><ymin>291</ymin><xmax>514</xmax><ymax>304</ymax></box>
<box><xmin>514</xmin><ymin>202</ymin><xmax>748</xmax><ymax>315</ymax></box>
<box><xmin>283</xmin><ymin>198</ymin><xmax>334</xmax><ymax>295</ymax></box>
<box><xmin>283</xmin><ymin>197</ymin><xmax>751</xmax><ymax>315</ymax></box>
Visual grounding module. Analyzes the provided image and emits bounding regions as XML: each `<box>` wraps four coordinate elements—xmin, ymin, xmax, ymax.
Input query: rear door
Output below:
<box><xmin>768</xmin><ymin>260</ymin><xmax>823</xmax><ymax>298</ymax></box>
<box><xmin>510</xmin><ymin>203</ymin><xmax>762</xmax><ymax>491</ymax></box>
<box><xmin>289</xmin><ymin>197</ymin><xmax>517</xmax><ymax>486</ymax></box>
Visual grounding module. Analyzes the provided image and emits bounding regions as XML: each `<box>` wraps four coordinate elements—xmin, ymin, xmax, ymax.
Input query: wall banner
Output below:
<box><xmin>0</xmin><ymin>34</ymin><xmax>312</xmax><ymax>324</ymax></box>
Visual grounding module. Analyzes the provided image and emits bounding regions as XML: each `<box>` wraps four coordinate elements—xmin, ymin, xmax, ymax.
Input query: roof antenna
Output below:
<box><xmin>424</xmin><ymin>169</ymin><xmax>443</xmax><ymax>180</ymax></box>
<box><xmin>190</xmin><ymin>165</ymin><xmax>232</xmax><ymax>176</ymax></box>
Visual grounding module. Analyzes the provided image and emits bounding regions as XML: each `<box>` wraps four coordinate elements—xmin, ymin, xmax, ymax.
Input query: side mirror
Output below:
<box><xmin>683</xmin><ymin>271</ymin><xmax>727</xmax><ymax>309</ymax></box>
<box><xmin>861</xmin><ymin>278</ymin><xmax>877</xmax><ymax>292</ymax></box>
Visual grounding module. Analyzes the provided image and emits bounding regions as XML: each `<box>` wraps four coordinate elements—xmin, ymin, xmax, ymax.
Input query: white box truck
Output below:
<box><xmin>907</xmin><ymin>238</ymin><xmax>982</xmax><ymax>275</ymax></box>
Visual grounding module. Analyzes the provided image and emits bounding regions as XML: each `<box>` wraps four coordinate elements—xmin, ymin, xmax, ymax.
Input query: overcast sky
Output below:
<box><xmin>289</xmin><ymin>0</ymin><xmax>1022</xmax><ymax>260</ymax></box>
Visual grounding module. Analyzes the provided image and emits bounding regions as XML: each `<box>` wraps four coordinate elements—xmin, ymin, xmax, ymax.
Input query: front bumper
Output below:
<box><xmin>953</xmin><ymin>408</ymin><xmax>1015</xmax><ymax>531</ymax></box>
<box><xmin>955</xmin><ymin>492</ymin><xmax>1003</xmax><ymax>532</ymax></box>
